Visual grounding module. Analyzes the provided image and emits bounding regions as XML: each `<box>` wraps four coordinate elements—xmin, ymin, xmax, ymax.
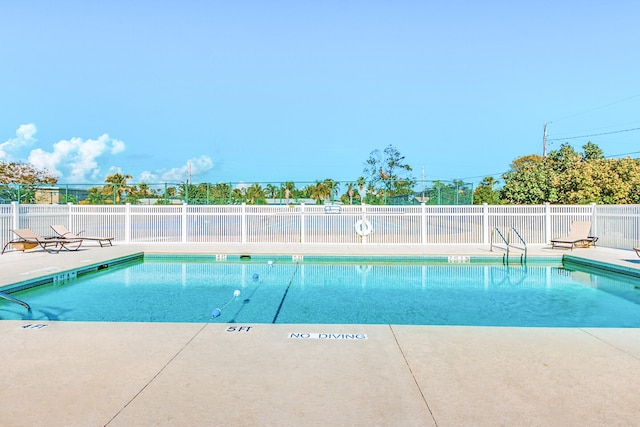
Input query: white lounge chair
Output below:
<box><xmin>2</xmin><ymin>228</ymin><xmax>83</xmax><ymax>254</ymax></box>
<box><xmin>550</xmin><ymin>221</ymin><xmax>597</xmax><ymax>250</ymax></box>
<box><xmin>50</xmin><ymin>224</ymin><xmax>114</xmax><ymax>247</ymax></box>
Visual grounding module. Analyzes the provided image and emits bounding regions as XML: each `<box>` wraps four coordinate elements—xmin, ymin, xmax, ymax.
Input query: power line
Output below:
<box><xmin>566</xmin><ymin>119</ymin><xmax>640</xmax><ymax>134</ymax></box>
<box><xmin>549</xmin><ymin>94</ymin><xmax>640</xmax><ymax>123</ymax></box>
<box><xmin>547</xmin><ymin>126</ymin><xmax>640</xmax><ymax>142</ymax></box>
<box><xmin>460</xmin><ymin>172</ymin><xmax>507</xmax><ymax>181</ymax></box>
<box><xmin>606</xmin><ymin>150</ymin><xmax>640</xmax><ymax>159</ymax></box>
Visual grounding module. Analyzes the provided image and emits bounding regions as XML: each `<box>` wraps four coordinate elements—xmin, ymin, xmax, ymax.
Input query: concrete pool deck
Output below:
<box><xmin>1</xmin><ymin>243</ymin><xmax>640</xmax><ymax>426</ymax></box>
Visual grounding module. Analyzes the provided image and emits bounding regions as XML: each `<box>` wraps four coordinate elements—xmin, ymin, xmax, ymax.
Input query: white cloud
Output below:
<box><xmin>143</xmin><ymin>155</ymin><xmax>214</xmax><ymax>182</ymax></box>
<box><xmin>28</xmin><ymin>133</ymin><xmax>126</xmax><ymax>183</ymax></box>
<box><xmin>234</xmin><ymin>182</ymin><xmax>249</xmax><ymax>190</ymax></box>
<box><xmin>111</xmin><ymin>139</ymin><xmax>125</xmax><ymax>154</ymax></box>
<box><xmin>0</xmin><ymin>124</ymin><xmax>37</xmax><ymax>161</ymax></box>
<box><xmin>106</xmin><ymin>166</ymin><xmax>125</xmax><ymax>177</ymax></box>
<box><xmin>3</xmin><ymin>125</ymin><xmax>217</xmax><ymax>185</ymax></box>
<box><xmin>16</xmin><ymin>124</ymin><xmax>37</xmax><ymax>141</ymax></box>
<box><xmin>137</xmin><ymin>171</ymin><xmax>159</xmax><ymax>183</ymax></box>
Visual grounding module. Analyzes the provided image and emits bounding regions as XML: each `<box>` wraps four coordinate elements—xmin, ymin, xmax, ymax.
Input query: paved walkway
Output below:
<box><xmin>1</xmin><ymin>243</ymin><xmax>640</xmax><ymax>426</ymax></box>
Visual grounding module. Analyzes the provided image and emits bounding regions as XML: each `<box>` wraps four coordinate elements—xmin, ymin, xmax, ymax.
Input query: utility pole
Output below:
<box><xmin>421</xmin><ymin>165</ymin><xmax>425</xmax><ymax>201</ymax></box>
<box><xmin>543</xmin><ymin>122</ymin><xmax>547</xmax><ymax>157</ymax></box>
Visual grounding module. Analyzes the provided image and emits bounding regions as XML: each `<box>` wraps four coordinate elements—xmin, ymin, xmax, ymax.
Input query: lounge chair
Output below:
<box><xmin>550</xmin><ymin>221</ymin><xmax>597</xmax><ymax>250</ymax></box>
<box><xmin>50</xmin><ymin>224</ymin><xmax>114</xmax><ymax>247</ymax></box>
<box><xmin>2</xmin><ymin>228</ymin><xmax>83</xmax><ymax>254</ymax></box>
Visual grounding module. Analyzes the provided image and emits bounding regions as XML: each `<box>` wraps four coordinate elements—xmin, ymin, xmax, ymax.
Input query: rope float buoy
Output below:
<box><xmin>211</xmin><ymin>289</ymin><xmax>241</xmax><ymax>319</ymax></box>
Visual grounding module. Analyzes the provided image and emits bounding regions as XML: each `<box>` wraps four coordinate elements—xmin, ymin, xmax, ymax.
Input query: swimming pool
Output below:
<box><xmin>2</xmin><ymin>254</ymin><xmax>640</xmax><ymax>327</ymax></box>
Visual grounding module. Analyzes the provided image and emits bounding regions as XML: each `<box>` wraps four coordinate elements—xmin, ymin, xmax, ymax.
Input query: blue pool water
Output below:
<box><xmin>2</xmin><ymin>255</ymin><xmax>640</xmax><ymax>326</ymax></box>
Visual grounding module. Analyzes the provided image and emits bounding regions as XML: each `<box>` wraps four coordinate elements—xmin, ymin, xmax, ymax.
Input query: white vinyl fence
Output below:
<box><xmin>2</xmin><ymin>202</ymin><xmax>640</xmax><ymax>251</ymax></box>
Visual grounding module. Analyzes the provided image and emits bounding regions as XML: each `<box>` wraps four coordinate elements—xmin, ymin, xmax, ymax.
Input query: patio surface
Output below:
<box><xmin>1</xmin><ymin>243</ymin><xmax>640</xmax><ymax>427</ymax></box>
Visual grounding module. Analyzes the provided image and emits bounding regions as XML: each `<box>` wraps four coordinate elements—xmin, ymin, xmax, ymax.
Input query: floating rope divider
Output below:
<box><xmin>271</xmin><ymin>262</ymin><xmax>300</xmax><ymax>324</ymax></box>
<box><xmin>210</xmin><ymin>289</ymin><xmax>241</xmax><ymax>319</ymax></box>
<box><xmin>227</xmin><ymin>260</ymin><xmax>275</xmax><ymax>322</ymax></box>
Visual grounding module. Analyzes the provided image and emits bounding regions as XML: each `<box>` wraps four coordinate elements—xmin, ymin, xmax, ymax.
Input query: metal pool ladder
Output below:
<box><xmin>490</xmin><ymin>227</ymin><xmax>528</xmax><ymax>264</ymax></box>
<box><xmin>0</xmin><ymin>291</ymin><xmax>31</xmax><ymax>311</ymax></box>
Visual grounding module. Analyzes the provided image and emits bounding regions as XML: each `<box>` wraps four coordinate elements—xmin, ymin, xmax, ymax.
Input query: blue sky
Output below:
<box><xmin>2</xmin><ymin>0</ymin><xmax>639</xmax><ymax>187</ymax></box>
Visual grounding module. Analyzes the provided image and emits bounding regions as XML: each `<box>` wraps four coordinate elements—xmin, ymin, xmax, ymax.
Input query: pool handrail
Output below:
<box><xmin>0</xmin><ymin>291</ymin><xmax>31</xmax><ymax>311</ymax></box>
<box><xmin>490</xmin><ymin>227</ymin><xmax>509</xmax><ymax>253</ymax></box>
<box><xmin>490</xmin><ymin>227</ymin><xmax>527</xmax><ymax>264</ymax></box>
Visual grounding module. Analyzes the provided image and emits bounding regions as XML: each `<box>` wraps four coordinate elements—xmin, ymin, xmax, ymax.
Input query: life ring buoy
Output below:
<box><xmin>355</xmin><ymin>219</ymin><xmax>373</xmax><ymax>236</ymax></box>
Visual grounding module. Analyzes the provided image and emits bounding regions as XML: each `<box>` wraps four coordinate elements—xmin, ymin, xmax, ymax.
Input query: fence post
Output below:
<box><xmin>241</xmin><ymin>203</ymin><xmax>247</xmax><ymax>243</ymax></box>
<box><xmin>421</xmin><ymin>202</ymin><xmax>426</xmax><ymax>244</ymax></box>
<box><xmin>544</xmin><ymin>202</ymin><xmax>551</xmax><ymax>244</ymax></box>
<box><xmin>125</xmin><ymin>203</ymin><xmax>131</xmax><ymax>243</ymax></box>
<box><xmin>482</xmin><ymin>203</ymin><xmax>489</xmax><ymax>244</ymax></box>
<box><xmin>67</xmin><ymin>202</ymin><xmax>73</xmax><ymax>228</ymax></box>
<box><xmin>590</xmin><ymin>202</ymin><xmax>597</xmax><ymax>237</ymax></box>
<box><xmin>11</xmin><ymin>201</ymin><xmax>19</xmax><ymax>229</ymax></box>
<box><xmin>182</xmin><ymin>203</ymin><xmax>188</xmax><ymax>243</ymax></box>
<box><xmin>300</xmin><ymin>203</ymin><xmax>306</xmax><ymax>243</ymax></box>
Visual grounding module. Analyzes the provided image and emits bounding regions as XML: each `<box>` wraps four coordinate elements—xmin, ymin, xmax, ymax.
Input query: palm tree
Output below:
<box><xmin>265</xmin><ymin>184</ymin><xmax>279</xmax><ymax>199</ymax></box>
<box><xmin>102</xmin><ymin>173</ymin><xmax>133</xmax><ymax>204</ymax></box>
<box><xmin>245</xmin><ymin>183</ymin><xmax>265</xmax><ymax>204</ymax></box>
<box><xmin>134</xmin><ymin>182</ymin><xmax>155</xmax><ymax>199</ymax></box>
<box><xmin>340</xmin><ymin>182</ymin><xmax>356</xmax><ymax>205</ymax></box>
<box><xmin>309</xmin><ymin>181</ymin><xmax>329</xmax><ymax>203</ymax></box>
<box><xmin>344</xmin><ymin>182</ymin><xmax>356</xmax><ymax>205</ymax></box>
<box><xmin>323</xmin><ymin>179</ymin><xmax>339</xmax><ymax>202</ymax></box>
<box><xmin>85</xmin><ymin>187</ymin><xmax>104</xmax><ymax>204</ymax></box>
<box><xmin>231</xmin><ymin>187</ymin><xmax>244</xmax><ymax>204</ymax></box>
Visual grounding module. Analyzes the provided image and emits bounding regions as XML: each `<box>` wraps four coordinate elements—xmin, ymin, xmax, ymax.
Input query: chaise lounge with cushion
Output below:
<box><xmin>50</xmin><ymin>224</ymin><xmax>114</xmax><ymax>247</ymax></box>
<box><xmin>550</xmin><ymin>221</ymin><xmax>597</xmax><ymax>250</ymax></box>
<box><xmin>2</xmin><ymin>228</ymin><xmax>83</xmax><ymax>254</ymax></box>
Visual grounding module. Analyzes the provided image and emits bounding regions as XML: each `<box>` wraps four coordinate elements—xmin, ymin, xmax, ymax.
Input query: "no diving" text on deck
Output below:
<box><xmin>288</xmin><ymin>332</ymin><xmax>367</xmax><ymax>340</ymax></box>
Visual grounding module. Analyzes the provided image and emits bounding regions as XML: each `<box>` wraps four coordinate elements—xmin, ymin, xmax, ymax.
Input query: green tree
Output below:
<box><xmin>323</xmin><ymin>178</ymin><xmax>339</xmax><ymax>202</ymax></box>
<box><xmin>58</xmin><ymin>192</ymin><xmax>78</xmax><ymax>204</ymax></box>
<box><xmin>134</xmin><ymin>182</ymin><xmax>156</xmax><ymax>200</ymax></box>
<box><xmin>341</xmin><ymin>182</ymin><xmax>357</xmax><ymax>204</ymax></box>
<box><xmin>586</xmin><ymin>157</ymin><xmax>640</xmax><ymax>204</ymax></box>
<box><xmin>356</xmin><ymin>176</ymin><xmax>367</xmax><ymax>203</ymax></box>
<box><xmin>0</xmin><ymin>161</ymin><xmax>58</xmax><ymax>203</ymax></box>
<box><xmin>473</xmin><ymin>177</ymin><xmax>502</xmax><ymax>205</ymax></box>
<box><xmin>245</xmin><ymin>183</ymin><xmax>266</xmax><ymax>204</ymax></box>
<box><xmin>308</xmin><ymin>180</ymin><xmax>331</xmax><ymax>203</ymax></box>
<box><xmin>0</xmin><ymin>161</ymin><xmax>58</xmax><ymax>184</ymax></box>
<box><xmin>547</xmin><ymin>143</ymin><xmax>581</xmax><ymax>175</ymax></box>
<box><xmin>363</xmin><ymin>145</ymin><xmax>415</xmax><ymax>204</ymax></box>
<box><xmin>613</xmin><ymin>157</ymin><xmax>640</xmax><ymax>203</ymax></box>
<box><xmin>500</xmin><ymin>154</ymin><xmax>557</xmax><ymax>204</ymax></box>
<box><xmin>500</xmin><ymin>142</ymin><xmax>640</xmax><ymax>205</ymax></box>
<box><xmin>165</xmin><ymin>186</ymin><xmax>177</xmax><ymax>201</ymax></box>
<box><xmin>546</xmin><ymin>144</ymin><xmax>584</xmax><ymax>204</ymax></box>
<box><xmin>265</xmin><ymin>184</ymin><xmax>279</xmax><ymax>199</ymax></box>
<box><xmin>84</xmin><ymin>187</ymin><xmax>105</xmax><ymax>204</ymax></box>
<box><xmin>582</xmin><ymin>141</ymin><xmax>605</xmax><ymax>161</ymax></box>
<box><xmin>424</xmin><ymin>180</ymin><xmax>448</xmax><ymax>205</ymax></box>
<box><xmin>208</xmin><ymin>183</ymin><xmax>233</xmax><ymax>204</ymax></box>
<box><xmin>102</xmin><ymin>173</ymin><xmax>133</xmax><ymax>204</ymax></box>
